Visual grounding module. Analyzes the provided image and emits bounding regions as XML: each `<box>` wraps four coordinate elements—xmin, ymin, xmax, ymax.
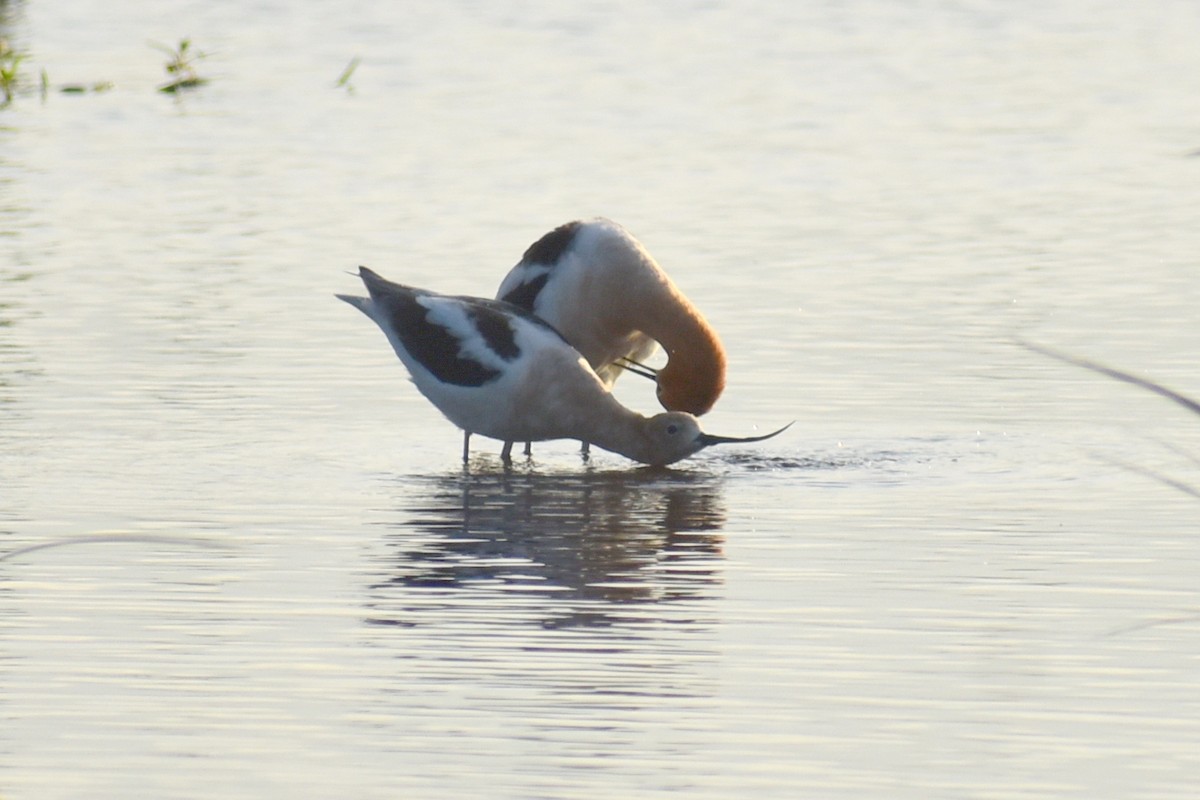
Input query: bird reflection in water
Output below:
<box><xmin>364</xmin><ymin>465</ymin><xmax>727</xmax><ymax>630</ymax></box>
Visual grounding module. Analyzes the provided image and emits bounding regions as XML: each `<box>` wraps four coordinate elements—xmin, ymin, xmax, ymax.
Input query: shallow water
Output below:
<box><xmin>3</xmin><ymin>0</ymin><xmax>1200</xmax><ymax>797</ymax></box>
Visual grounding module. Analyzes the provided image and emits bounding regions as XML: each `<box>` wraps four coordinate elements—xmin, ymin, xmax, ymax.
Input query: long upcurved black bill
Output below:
<box><xmin>696</xmin><ymin>421</ymin><xmax>794</xmax><ymax>448</ymax></box>
<box><xmin>614</xmin><ymin>357</ymin><xmax>659</xmax><ymax>381</ymax></box>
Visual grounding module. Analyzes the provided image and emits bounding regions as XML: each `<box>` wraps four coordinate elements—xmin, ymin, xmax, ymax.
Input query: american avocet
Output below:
<box><xmin>497</xmin><ymin>218</ymin><xmax>727</xmax><ymax>415</ymax></box>
<box><xmin>337</xmin><ymin>267</ymin><xmax>788</xmax><ymax>466</ymax></box>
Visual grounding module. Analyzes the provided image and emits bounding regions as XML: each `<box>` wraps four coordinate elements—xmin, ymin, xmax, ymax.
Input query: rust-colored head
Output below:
<box><xmin>655</xmin><ymin>336</ymin><xmax>727</xmax><ymax>415</ymax></box>
<box><xmin>584</xmin><ymin>221</ymin><xmax>728</xmax><ymax>415</ymax></box>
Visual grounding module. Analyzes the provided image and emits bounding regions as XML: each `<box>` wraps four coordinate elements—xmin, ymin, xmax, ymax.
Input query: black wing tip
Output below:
<box><xmin>356</xmin><ymin>265</ymin><xmax>381</xmax><ymax>283</ymax></box>
<box><xmin>354</xmin><ymin>266</ymin><xmax>420</xmax><ymax>300</ymax></box>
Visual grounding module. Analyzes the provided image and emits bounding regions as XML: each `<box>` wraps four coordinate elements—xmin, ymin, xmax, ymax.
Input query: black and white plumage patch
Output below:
<box><xmin>498</xmin><ymin>271</ymin><xmax>550</xmax><ymax>312</ymax></box>
<box><xmin>464</xmin><ymin>303</ymin><xmax>520</xmax><ymax>361</ymax></box>
<box><xmin>369</xmin><ymin>283</ymin><xmax>503</xmax><ymax>387</ymax></box>
<box><xmin>521</xmin><ymin>220</ymin><xmax>582</xmax><ymax>266</ymax></box>
<box><xmin>350</xmin><ymin>268</ymin><xmax>563</xmax><ymax>388</ymax></box>
<box><xmin>498</xmin><ymin>220</ymin><xmax>582</xmax><ymax>311</ymax></box>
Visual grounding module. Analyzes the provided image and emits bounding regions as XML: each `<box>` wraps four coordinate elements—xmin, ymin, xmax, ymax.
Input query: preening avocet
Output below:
<box><xmin>497</xmin><ymin>218</ymin><xmax>727</xmax><ymax>415</ymax></box>
<box><xmin>337</xmin><ymin>267</ymin><xmax>788</xmax><ymax>467</ymax></box>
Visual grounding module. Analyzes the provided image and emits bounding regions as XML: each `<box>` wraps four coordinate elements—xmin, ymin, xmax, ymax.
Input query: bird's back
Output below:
<box><xmin>497</xmin><ymin>219</ymin><xmax>659</xmax><ymax>380</ymax></box>
<box><xmin>340</xmin><ymin>267</ymin><xmax>614</xmax><ymax>443</ymax></box>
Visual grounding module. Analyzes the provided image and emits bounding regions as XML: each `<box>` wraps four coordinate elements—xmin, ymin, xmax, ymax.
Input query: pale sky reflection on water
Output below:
<box><xmin>2</xmin><ymin>0</ymin><xmax>1200</xmax><ymax>797</ymax></box>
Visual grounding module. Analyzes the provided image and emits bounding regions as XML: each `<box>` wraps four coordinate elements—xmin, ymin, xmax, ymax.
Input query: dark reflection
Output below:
<box><xmin>364</xmin><ymin>464</ymin><xmax>728</xmax><ymax>629</ymax></box>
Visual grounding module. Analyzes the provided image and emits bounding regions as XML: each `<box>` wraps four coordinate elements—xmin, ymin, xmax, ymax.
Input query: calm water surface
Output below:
<box><xmin>2</xmin><ymin>1</ymin><xmax>1199</xmax><ymax>797</ymax></box>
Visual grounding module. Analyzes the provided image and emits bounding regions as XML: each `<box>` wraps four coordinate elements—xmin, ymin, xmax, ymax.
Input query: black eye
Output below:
<box><xmin>666</xmin><ymin>424</ymin><xmax>679</xmax><ymax>435</ymax></box>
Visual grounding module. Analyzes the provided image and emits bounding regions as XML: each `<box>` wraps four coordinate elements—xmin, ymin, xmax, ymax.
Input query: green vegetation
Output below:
<box><xmin>57</xmin><ymin>81</ymin><xmax>114</xmax><ymax>94</ymax></box>
<box><xmin>1</xmin><ymin>36</ymin><xmax>362</xmax><ymax>106</ymax></box>
<box><xmin>1</xmin><ymin>37</ymin><xmax>113</xmax><ymax>106</ymax></box>
<box><xmin>152</xmin><ymin>38</ymin><xmax>208</xmax><ymax>93</ymax></box>
<box><xmin>0</xmin><ymin>38</ymin><xmax>23</xmax><ymax>105</ymax></box>
<box><xmin>336</xmin><ymin>56</ymin><xmax>360</xmax><ymax>93</ymax></box>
